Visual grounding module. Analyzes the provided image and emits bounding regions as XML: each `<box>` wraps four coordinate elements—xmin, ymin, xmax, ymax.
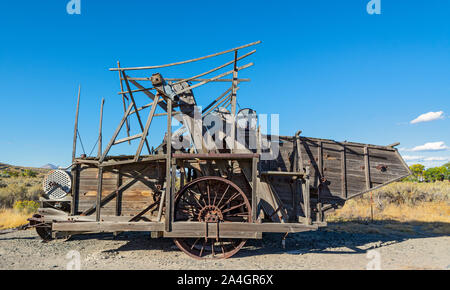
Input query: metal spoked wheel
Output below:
<box><xmin>173</xmin><ymin>176</ymin><xmax>252</xmax><ymax>259</ymax></box>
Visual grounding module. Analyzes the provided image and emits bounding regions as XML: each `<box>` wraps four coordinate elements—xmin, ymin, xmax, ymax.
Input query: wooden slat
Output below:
<box><xmin>70</xmin><ymin>164</ymin><xmax>79</xmax><ymax>215</ymax></box>
<box><xmin>260</xmin><ymin>171</ymin><xmax>304</xmax><ymax>177</ymax></box>
<box><xmin>127</xmin><ymin>77</ymin><xmax>250</xmax><ymax>83</ymax></box>
<box><xmin>135</xmin><ymin>95</ymin><xmax>160</xmax><ymax>161</ymax></box>
<box><xmin>113</xmin><ymin>133</ymin><xmax>143</xmax><ymax>145</ymax></box>
<box><xmin>303</xmin><ymin>167</ymin><xmax>311</xmax><ymax>225</ymax></box>
<box><xmin>171</xmin><ymin>62</ymin><xmax>253</xmax><ymax>97</ymax></box>
<box><xmin>251</xmin><ymin>156</ymin><xmax>258</xmax><ymax>222</ymax></box>
<box><xmin>364</xmin><ymin>146</ymin><xmax>371</xmax><ymax>190</ymax></box>
<box><xmin>72</xmin><ymin>85</ymin><xmax>81</xmax><ymax>162</ymax></box>
<box><xmin>341</xmin><ymin>145</ymin><xmax>347</xmax><ymax>198</ymax></box>
<box><xmin>53</xmin><ymin>222</ymin><xmax>165</xmax><ymax>232</ymax></box>
<box><xmin>165</xmin><ymin>100</ymin><xmax>172</xmax><ymax>232</ymax></box>
<box><xmin>115</xmin><ymin>170</ymin><xmax>122</xmax><ymax>216</ymax></box>
<box><xmin>100</xmin><ymin>102</ymin><xmax>134</xmax><ymax>163</ymax></box>
<box><xmin>173</xmin><ymin>49</ymin><xmax>256</xmax><ymax>85</ymax></box>
<box><xmin>202</xmin><ymin>86</ymin><xmax>233</xmax><ymax>115</ymax></box>
<box><xmin>95</xmin><ymin>167</ymin><xmax>103</xmax><ymax>221</ymax></box>
<box><xmin>81</xmin><ymin>170</ymin><xmax>147</xmax><ymax>216</ymax></box>
<box><xmin>121</xmin><ymin>71</ymin><xmax>151</xmax><ymax>155</ymax></box>
<box><xmin>97</xmin><ymin>98</ymin><xmax>105</xmax><ymax>158</ymax></box>
<box><xmin>110</xmin><ymin>41</ymin><xmax>261</xmax><ymax>71</ymax></box>
<box><xmin>117</xmin><ymin>61</ymin><xmax>131</xmax><ymax>142</ymax></box>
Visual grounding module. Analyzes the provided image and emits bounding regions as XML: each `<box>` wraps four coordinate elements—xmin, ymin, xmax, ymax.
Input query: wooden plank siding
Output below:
<box><xmin>258</xmin><ymin>135</ymin><xmax>410</xmax><ymax>222</ymax></box>
<box><xmin>76</xmin><ymin>162</ymin><xmax>165</xmax><ymax>219</ymax></box>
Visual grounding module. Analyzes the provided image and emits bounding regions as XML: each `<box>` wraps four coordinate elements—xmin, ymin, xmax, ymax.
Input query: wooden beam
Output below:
<box><xmin>121</xmin><ymin>71</ymin><xmax>151</xmax><ymax>155</ymax></box>
<box><xmin>303</xmin><ymin>166</ymin><xmax>311</xmax><ymax>225</ymax></box>
<box><xmin>169</xmin><ymin>62</ymin><xmax>253</xmax><ymax>98</ymax></box>
<box><xmin>164</xmin><ymin>221</ymin><xmax>318</xmax><ymax>237</ymax></box>
<box><xmin>129</xmin><ymin>79</ymin><xmax>168</xmax><ymax>112</ymax></box>
<box><xmin>117</xmin><ymin>61</ymin><xmax>131</xmax><ymax>143</ymax></box>
<box><xmin>97</xmin><ymin>98</ymin><xmax>104</xmax><ymax>158</ymax></box>
<box><xmin>317</xmin><ymin>140</ymin><xmax>323</xmax><ymax>202</ymax></box>
<box><xmin>202</xmin><ymin>92</ymin><xmax>234</xmax><ymax>117</ymax></box>
<box><xmin>202</xmin><ymin>86</ymin><xmax>233</xmax><ymax>113</ymax></box>
<box><xmin>260</xmin><ymin>171</ymin><xmax>304</xmax><ymax>177</ymax></box>
<box><xmin>100</xmin><ymin>154</ymin><xmax>167</xmax><ymax>167</ymax></box>
<box><xmin>113</xmin><ymin>133</ymin><xmax>143</xmax><ymax>145</ymax></box>
<box><xmin>129</xmin><ymin>201</ymin><xmax>159</xmax><ymax>222</ymax></box>
<box><xmin>134</xmin><ymin>95</ymin><xmax>160</xmax><ymax>161</ymax></box>
<box><xmin>364</xmin><ymin>146</ymin><xmax>371</xmax><ymax>190</ymax></box>
<box><xmin>70</xmin><ymin>164</ymin><xmax>79</xmax><ymax>216</ymax></box>
<box><xmin>387</xmin><ymin>142</ymin><xmax>400</xmax><ymax>148</ymax></box>
<box><xmin>53</xmin><ymin>222</ymin><xmax>165</xmax><ymax>232</ymax></box>
<box><xmin>251</xmin><ymin>156</ymin><xmax>258</xmax><ymax>222</ymax></box>
<box><xmin>95</xmin><ymin>167</ymin><xmax>103</xmax><ymax>222</ymax></box>
<box><xmin>173</xmin><ymin>49</ymin><xmax>256</xmax><ymax>86</ymax></box>
<box><xmin>109</xmin><ymin>41</ymin><xmax>261</xmax><ymax>71</ymax></box>
<box><xmin>115</xmin><ymin>170</ymin><xmax>122</xmax><ymax>216</ymax></box>
<box><xmin>295</xmin><ymin>131</ymin><xmax>304</xmax><ymax>173</ymax></box>
<box><xmin>99</xmin><ymin>102</ymin><xmax>134</xmax><ymax>163</ymax></box>
<box><xmin>165</xmin><ymin>100</ymin><xmax>173</xmax><ymax>232</ymax></box>
<box><xmin>81</xmin><ymin>170</ymin><xmax>146</xmax><ymax>216</ymax></box>
<box><xmin>72</xmin><ymin>85</ymin><xmax>81</xmax><ymax>162</ymax></box>
<box><xmin>341</xmin><ymin>144</ymin><xmax>347</xmax><ymax>198</ymax></box>
<box><xmin>172</xmin><ymin>153</ymin><xmax>259</xmax><ymax>160</ymax></box>
<box><xmin>127</xmin><ymin>77</ymin><xmax>250</xmax><ymax>83</ymax></box>
<box><xmin>118</xmin><ymin>87</ymin><xmax>155</xmax><ymax>95</ymax></box>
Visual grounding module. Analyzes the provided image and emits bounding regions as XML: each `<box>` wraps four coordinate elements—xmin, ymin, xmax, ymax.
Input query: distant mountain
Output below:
<box><xmin>41</xmin><ymin>164</ymin><xmax>58</xmax><ymax>169</ymax></box>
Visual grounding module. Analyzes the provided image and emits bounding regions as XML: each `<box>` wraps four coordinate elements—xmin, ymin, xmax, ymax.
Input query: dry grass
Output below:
<box><xmin>0</xmin><ymin>209</ymin><xmax>32</xmax><ymax>230</ymax></box>
<box><xmin>0</xmin><ymin>176</ymin><xmax>44</xmax><ymax>208</ymax></box>
<box><xmin>328</xmin><ymin>200</ymin><xmax>450</xmax><ymax>224</ymax></box>
<box><xmin>327</xmin><ymin>181</ymin><xmax>450</xmax><ymax>235</ymax></box>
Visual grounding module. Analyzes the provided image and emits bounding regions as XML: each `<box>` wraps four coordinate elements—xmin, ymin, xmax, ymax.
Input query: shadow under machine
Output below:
<box><xmin>31</xmin><ymin>41</ymin><xmax>411</xmax><ymax>259</ymax></box>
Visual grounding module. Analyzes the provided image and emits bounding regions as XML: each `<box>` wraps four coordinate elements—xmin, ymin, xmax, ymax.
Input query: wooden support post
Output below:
<box><xmin>117</xmin><ymin>61</ymin><xmax>131</xmax><ymax>143</ymax></box>
<box><xmin>171</xmin><ymin>158</ymin><xmax>176</xmax><ymax>224</ymax></box>
<box><xmin>100</xmin><ymin>102</ymin><xmax>134</xmax><ymax>163</ymax></box>
<box><xmin>318</xmin><ymin>141</ymin><xmax>323</xmax><ymax>176</ymax></box>
<box><xmin>341</xmin><ymin>144</ymin><xmax>347</xmax><ymax>198</ymax></box>
<box><xmin>70</xmin><ymin>164</ymin><xmax>79</xmax><ymax>216</ymax></box>
<box><xmin>180</xmin><ymin>162</ymin><xmax>185</xmax><ymax>189</ymax></box>
<box><xmin>97</xmin><ymin>98</ymin><xmax>105</xmax><ymax>159</ymax></box>
<box><xmin>135</xmin><ymin>95</ymin><xmax>160</xmax><ymax>161</ymax></box>
<box><xmin>295</xmin><ymin>177</ymin><xmax>302</xmax><ymax>222</ymax></box>
<box><xmin>72</xmin><ymin>85</ymin><xmax>81</xmax><ymax>162</ymax></box>
<box><xmin>303</xmin><ymin>166</ymin><xmax>311</xmax><ymax>225</ymax></box>
<box><xmin>115</xmin><ymin>170</ymin><xmax>122</xmax><ymax>216</ymax></box>
<box><xmin>70</xmin><ymin>86</ymin><xmax>81</xmax><ymax>216</ymax></box>
<box><xmin>317</xmin><ymin>141</ymin><xmax>323</xmax><ymax>202</ymax></box>
<box><xmin>364</xmin><ymin>146</ymin><xmax>373</xmax><ymax>221</ymax></box>
<box><xmin>295</xmin><ymin>131</ymin><xmax>304</xmax><ymax>173</ymax></box>
<box><xmin>251</xmin><ymin>156</ymin><xmax>258</xmax><ymax>222</ymax></box>
<box><xmin>81</xmin><ymin>170</ymin><xmax>146</xmax><ymax>216</ymax></box>
<box><xmin>121</xmin><ymin>71</ymin><xmax>151</xmax><ymax>155</ymax></box>
<box><xmin>165</xmin><ymin>99</ymin><xmax>173</xmax><ymax>232</ymax></box>
<box><xmin>364</xmin><ymin>146</ymin><xmax>371</xmax><ymax>189</ymax></box>
<box><xmin>230</xmin><ymin>50</ymin><xmax>238</xmax><ymax>152</ymax></box>
<box><xmin>317</xmin><ymin>203</ymin><xmax>323</xmax><ymax>222</ymax></box>
<box><xmin>202</xmin><ymin>87</ymin><xmax>233</xmax><ymax>113</ymax></box>
<box><xmin>96</xmin><ymin>167</ymin><xmax>103</xmax><ymax>222</ymax></box>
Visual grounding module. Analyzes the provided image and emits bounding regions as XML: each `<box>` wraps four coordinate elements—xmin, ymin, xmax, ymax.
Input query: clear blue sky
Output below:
<box><xmin>0</xmin><ymin>0</ymin><xmax>449</xmax><ymax>168</ymax></box>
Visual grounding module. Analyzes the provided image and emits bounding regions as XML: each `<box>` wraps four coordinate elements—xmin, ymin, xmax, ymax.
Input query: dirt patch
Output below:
<box><xmin>0</xmin><ymin>221</ymin><xmax>448</xmax><ymax>270</ymax></box>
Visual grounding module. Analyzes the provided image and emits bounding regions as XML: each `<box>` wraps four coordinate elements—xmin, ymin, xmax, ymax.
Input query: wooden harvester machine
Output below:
<box><xmin>30</xmin><ymin>41</ymin><xmax>411</xmax><ymax>259</ymax></box>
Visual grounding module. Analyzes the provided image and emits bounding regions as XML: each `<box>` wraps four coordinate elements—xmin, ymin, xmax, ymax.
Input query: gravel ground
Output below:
<box><xmin>0</xmin><ymin>222</ymin><xmax>449</xmax><ymax>270</ymax></box>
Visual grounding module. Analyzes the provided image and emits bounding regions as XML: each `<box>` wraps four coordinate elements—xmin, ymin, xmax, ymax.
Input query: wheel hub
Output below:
<box><xmin>198</xmin><ymin>205</ymin><xmax>223</xmax><ymax>222</ymax></box>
